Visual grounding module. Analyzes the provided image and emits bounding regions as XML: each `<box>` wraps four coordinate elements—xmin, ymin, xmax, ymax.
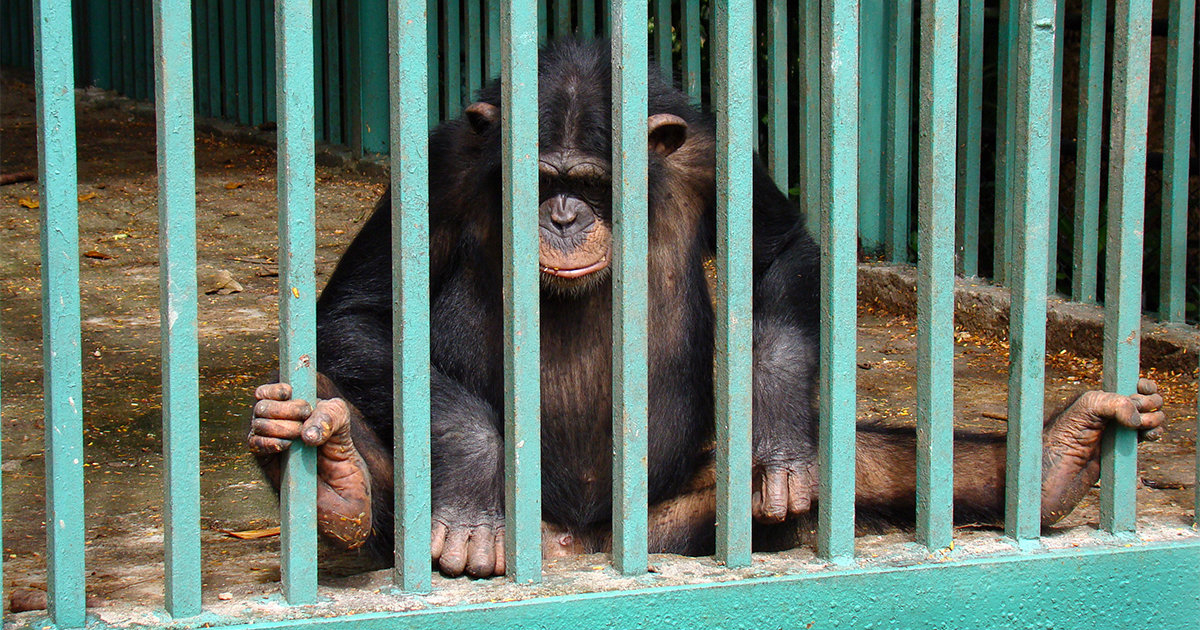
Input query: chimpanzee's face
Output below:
<box><xmin>536</xmin><ymin>150</ymin><xmax>613</xmax><ymax>294</ymax></box>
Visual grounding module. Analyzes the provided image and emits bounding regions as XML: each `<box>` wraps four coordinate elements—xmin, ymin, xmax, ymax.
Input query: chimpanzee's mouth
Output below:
<box><xmin>540</xmin><ymin>253</ymin><xmax>609</xmax><ymax>278</ymax></box>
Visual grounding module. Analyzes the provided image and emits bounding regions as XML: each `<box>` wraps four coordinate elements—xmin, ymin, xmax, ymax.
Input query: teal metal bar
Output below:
<box><xmin>265</xmin><ymin>0</ymin><xmax>277</xmax><ymax>122</ymax></box>
<box><xmin>388</xmin><ymin>0</ymin><xmax>432</xmax><ymax>593</ymax></box>
<box><xmin>1004</xmin><ymin>0</ymin><xmax>1055</xmax><ymax>546</ymax></box>
<box><xmin>955</xmin><ymin>0</ymin><xmax>983</xmax><ymax>277</ymax></box>
<box><xmin>221</xmin><ymin>0</ymin><xmax>236</xmax><ymax>119</ymax></box>
<box><xmin>857</xmin><ymin>6</ymin><xmax>885</xmax><ymax>255</ymax></box>
<box><xmin>444</xmin><ymin>0</ymin><xmax>462</xmax><ymax>117</ymax></box>
<box><xmin>610</xmin><ymin>0</ymin><xmax>649</xmax><ymax>577</ymax></box>
<box><xmin>121</xmin><ymin>0</ymin><xmax>134</xmax><ymax>96</ymax></box>
<box><xmin>1100</xmin><ymin>0</ymin><xmax>1151</xmax><ymax>535</ymax></box>
<box><xmin>323</xmin><ymin>0</ymin><xmax>341</xmax><ymax>143</ymax></box>
<box><xmin>680</xmin><ymin>0</ymin><xmax>701</xmax><ymax>105</ymax></box>
<box><xmin>207</xmin><ymin>0</ymin><xmax>223</xmax><ymax>119</ymax></box>
<box><xmin>1045</xmin><ymin>0</ymin><xmax>1064</xmax><ymax>293</ymax></box>
<box><xmin>766</xmin><ymin>0</ymin><xmax>787</xmax><ymax>190</ymax></box>
<box><xmin>194</xmin><ymin>0</ymin><xmax>210</xmax><ymax>117</ymax></box>
<box><xmin>914</xmin><ymin>0</ymin><xmax>957</xmax><ymax>551</ymax></box>
<box><xmin>132</xmin><ymin>0</ymin><xmax>147</xmax><ymax>99</ymax></box>
<box><xmin>1071</xmin><ymin>0</ymin><xmax>1105</xmax><ymax>304</ymax></box>
<box><xmin>86</xmin><ymin>0</ymin><xmax>111</xmax><ymax>88</ymax></box>
<box><xmin>360</xmin><ymin>0</ymin><xmax>390</xmax><ymax>153</ymax></box>
<box><xmin>466</xmin><ymin>0</ymin><xmax>482</xmax><ymax>98</ymax></box>
<box><xmin>711</xmin><ymin>0</ymin><xmax>754</xmax><ymax>570</ymax></box>
<box><xmin>797</xmin><ymin>0</ymin><xmax>820</xmax><ymax>236</ymax></box>
<box><xmin>1159</xmin><ymin>0</ymin><xmax>1195</xmax><ymax>322</ymax></box>
<box><xmin>153</xmin><ymin>0</ymin><xmax>202</xmax><ymax>617</ymax></box>
<box><xmin>818</xmin><ymin>0</ymin><xmax>858</xmax><ymax>564</ymax></box>
<box><xmin>428</xmin><ymin>0</ymin><xmax>441</xmax><ymax>126</ymax></box>
<box><xmin>235</xmin><ymin>0</ymin><xmax>250</xmax><ymax>123</ymax></box>
<box><xmin>993</xmin><ymin>0</ymin><xmax>1017</xmax><ymax>285</ymax></box>
<box><xmin>313</xmin><ymin>0</ymin><xmax>326</xmax><ymax>141</ymax></box>
<box><xmin>555</xmin><ymin>0</ymin><xmax>570</xmax><ymax>36</ymax></box>
<box><xmin>275</xmin><ymin>0</ymin><xmax>319</xmax><ymax>604</ymax></box>
<box><xmin>654</xmin><ymin>0</ymin><xmax>670</xmax><ymax>76</ymax></box>
<box><xmin>250</xmin><ymin>0</ymin><xmax>266</xmax><ymax>127</ymax></box>
<box><xmin>33</xmin><ymin>0</ymin><xmax>86</xmax><ymax>625</ymax></box>
<box><xmin>501</xmin><ymin>0</ymin><xmax>541</xmax><ymax>585</ymax></box>
<box><xmin>486</xmin><ymin>0</ymin><xmax>500</xmax><ymax>79</ymax></box>
<box><xmin>577</xmin><ymin>0</ymin><xmax>594</xmax><ymax>36</ymax></box>
<box><xmin>884</xmin><ymin>0</ymin><xmax>912</xmax><ymax>263</ymax></box>
<box><xmin>538</xmin><ymin>0</ymin><xmax>547</xmax><ymax>43</ymax></box>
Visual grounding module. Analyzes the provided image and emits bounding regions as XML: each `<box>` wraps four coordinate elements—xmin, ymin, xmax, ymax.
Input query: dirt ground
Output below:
<box><xmin>0</xmin><ymin>72</ymin><xmax>1196</xmax><ymax>622</ymax></box>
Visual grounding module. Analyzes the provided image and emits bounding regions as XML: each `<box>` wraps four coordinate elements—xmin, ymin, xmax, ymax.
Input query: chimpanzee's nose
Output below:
<box><xmin>548</xmin><ymin>196</ymin><xmax>579</xmax><ymax>232</ymax></box>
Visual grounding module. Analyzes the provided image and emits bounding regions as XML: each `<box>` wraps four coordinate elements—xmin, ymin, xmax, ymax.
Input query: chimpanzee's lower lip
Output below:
<box><xmin>540</xmin><ymin>255</ymin><xmax>609</xmax><ymax>279</ymax></box>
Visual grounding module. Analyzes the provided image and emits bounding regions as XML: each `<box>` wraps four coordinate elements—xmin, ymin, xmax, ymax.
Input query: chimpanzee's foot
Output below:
<box><xmin>1040</xmin><ymin>378</ymin><xmax>1165</xmax><ymax>526</ymax></box>
<box><xmin>752</xmin><ymin>459</ymin><xmax>818</xmax><ymax>524</ymax></box>
<box><xmin>249</xmin><ymin>383</ymin><xmax>373</xmax><ymax>548</ymax></box>
<box><xmin>431</xmin><ymin>508</ymin><xmax>505</xmax><ymax>578</ymax></box>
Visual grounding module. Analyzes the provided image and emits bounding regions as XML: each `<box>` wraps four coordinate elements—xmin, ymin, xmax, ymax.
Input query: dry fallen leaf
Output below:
<box><xmin>224</xmin><ymin>182</ymin><xmax>244</xmax><ymax>190</ymax></box>
<box><xmin>223</xmin><ymin>527</ymin><xmax>280</xmax><ymax>540</ymax></box>
<box><xmin>203</xmin><ymin>269</ymin><xmax>244</xmax><ymax>295</ymax></box>
<box><xmin>83</xmin><ymin>250</ymin><xmax>115</xmax><ymax>260</ymax></box>
<box><xmin>78</xmin><ymin>192</ymin><xmax>97</xmax><ymax>202</ymax></box>
<box><xmin>17</xmin><ymin>197</ymin><xmax>38</xmax><ymax>209</ymax></box>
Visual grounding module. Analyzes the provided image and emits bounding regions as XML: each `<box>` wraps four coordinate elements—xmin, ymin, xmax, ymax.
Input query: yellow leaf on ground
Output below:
<box><xmin>78</xmin><ymin>192</ymin><xmax>97</xmax><ymax>202</ymax></box>
<box><xmin>223</xmin><ymin>527</ymin><xmax>280</xmax><ymax>540</ymax></box>
<box><xmin>17</xmin><ymin>198</ymin><xmax>38</xmax><ymax>209</ymax></box>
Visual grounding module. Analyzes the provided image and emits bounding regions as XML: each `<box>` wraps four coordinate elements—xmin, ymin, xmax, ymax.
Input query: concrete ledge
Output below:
<box><xmin>859</xmin><ymin>263</ymin><xmax>1200</xmax><ymax>374</ymax></box>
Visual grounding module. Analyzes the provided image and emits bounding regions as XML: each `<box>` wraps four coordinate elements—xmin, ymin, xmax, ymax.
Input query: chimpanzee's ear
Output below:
<box><xmin>465</xmin><ymin>102</ymin><xmax>500</xmax><ymax>135</ymax></box>
<box><xmin>647</xmin><ymin>113</ymin><xmax>688</xmax><ymax>157</ymax></box>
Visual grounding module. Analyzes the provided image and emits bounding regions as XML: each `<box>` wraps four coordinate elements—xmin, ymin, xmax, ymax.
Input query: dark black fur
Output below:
<box><xmin>310</xmin><ymin>39</ymin><xmax>821</xmax><ymax>558</ymax></box>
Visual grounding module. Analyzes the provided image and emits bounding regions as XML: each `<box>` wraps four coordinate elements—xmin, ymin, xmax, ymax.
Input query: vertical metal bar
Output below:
<box><xmin>654</xmin><ymin>0</ymin><xmax>670</xmax><ymax>76</ymax></box>
<box><xmin>712</xmin><ymin>0</ymin><xmax>754</xmax><ymax>570</ymax></box>
<box><xmin>1045</xmin><ymin>0</ymin><xmax>1064</xmax><ymax>293</ymax></box>
<box><xmin>250</xmin><ymin>0</ymin><xmax>266</xmax><ymax>127</ymax></box>
<box><xmin>467</xmin><ymin>0</ymin><xmax>482</xmax><ymax>99</ymax></box>
<box><xmin>1004</xmin><ymin>0</ymin><xmax>1055</xmax><ymax>546</ymax></box>
<box><xmin>577</xmin><ymin>0</ymin><xmax>594</xmax><ymax>36</ymax></box>
<box><xmin>221</xmin><ymin>0</ymin><xmax>236</xmax><ymax>118</ymax></box>
<box><xmin>359</xmin><ymin>0</ymin><xmax>389</xmax><ymax>153</ymax></box>
<box><xmin>956</xmin><ymin>0</ymin><xmax>983</xmax><ymax>277</ymax></box>
<box><xmin>1100</xmin><ymin>0</ymin><xmax>1151</xmax><ymax>535</ymax></box>
<box><xmin>885</xmin><ymin>0</ymin><xmax>913</xmax><ymax>263</ymax></box>
<box><xmin>34</xmin><ymin>0</ymin><xmax>86</xmax><ymax>625</ymax></box>
<box><xmin>194</xmin><ymin>0</ymin><xmax>210</xmax><ymax>117</ymax></box>
<box><xmin>121</xmin><ymin>0</ymin><xmax>134</xmax><ymax>94</ymax></box>
<box><xmin>132</xmin><ymin>0</ymin><xmax>146</xmax><ymax>99</ymax></box>
<box><xmin>154</xmin><ymin>0</ymin><xmax>202</xmax><ymax>616</ymax></box>
<box><xmin>313</xmin><ymin>0</ymin><xmax>326</xmax><ymax>141</ymax></box>
<box><xmin>428</xmin><ymin>0</ymin><xmax>441</xmax><ymax>126</ymax></box>
<box><xmin>207</xmin><ymin>0</ymin><xmax>223</xmax><ymax>118</ymax></box>
<box><xmin>797</xmin><ymin>0</ymin><xmax>821</xmax><ymax>237</ymax></box>
<box><xmin>856</xmin><ymin>6</ymin><xmax>884</xmax><ymax>254</ymax></box>
<box><xmin>817</xmin><ymin>0</ymin><xmax>858</xmax><ymax>565</ymax></box>
<box><xmin>539</xmin><ymin>0</ymin><xmax>547</xmax><ymax>43</ymax></box>
<box><xmin>444</xmin><ymin>0</ymin><xmax>462</xmax><ymax>117</ymax></box>
<box><xmin>389</xmin><ymin>0</ymin><xmax>431</xmax><ymax>594</ymax></box>
<box><xmin>486</xmin><ymin>0</ymin><xmax>500</xmax><ymax>79</ymax></box>
<box><xmin>766</xmin><ymin>0</ymin><xmax>787</xmax><ymax>190</ymax></box>
<box><xmin>265</xmin><ymin>0</ymin><xmax>277</xmax><ymax>122</ymax></box>
<box><xmin>323</xmin><ymin>0</ymin><xmax>341</xmax><ymax>143</ymax></box>
<box><xmin>1071</xmin><ymin>0</ymin><xmax>1105</xmax><ymax>304</ymax></box>
<box><xmin>680</xmin><ymin>0</ymin><xmax>701</xmax><ymax>105</ymax></box>
<box><xmin>86</xmin><ymin>0</ymin><xmax>111</xmax><ymax>88</ymax></box>
<box><xmin>915</xmin><ymin>0</ymin><xmax>957</xmax><ymax>551</ymax></box>
<box><xmin>275</xmin><ymin>0</ymin><xmax>319</xmax><ymax>604</ymax></box>
<box><xmin>235</xmin><ymin>0</ymin><xmax>250</xmax><ymax>123</ymax></box>
<box><xmin>555</xmin><ymin>0</ymin><xmax>570</xmax><ymax>36</ymax></box>
<box><xmin>993</xmin><ymin>0</ymin><xmax>1017</xmax><ymax>285</ymax></box>
<box><xmin>1160</xmin><ymin>0</ymin><xmax>1195</xmax><ymax>322</ymax></box>
<box><xmin>501</xmin><ymin>0</ymin><xmax>541</xmax><ymax>585</ymax></box>
<box><xmin>610</xmin><ymin>0</ymin><xmax>649</xmax><ymax>577</ymax></box>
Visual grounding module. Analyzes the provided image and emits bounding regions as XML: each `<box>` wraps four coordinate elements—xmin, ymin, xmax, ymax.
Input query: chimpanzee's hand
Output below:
<box><xmin>751</xmin><ymin>454</ymin><xmax>818</xmax><ymax>524</ymax></box>
<box><xmin>1040</xmin><ymin>378</ymin><xmax>1165</xmax><ymax>526</ymax></box>
<box><xmin>249</xmin><ymin>383</ymin><xmax>373</xmax><ymax>548</ymax></box>
<box><xmin>431</xmin><ymin>507</ymin><xmax>506</xmax><ymax>578</ymax></box>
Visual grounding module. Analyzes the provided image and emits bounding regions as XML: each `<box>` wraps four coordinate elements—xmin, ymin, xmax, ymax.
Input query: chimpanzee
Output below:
<box><xmin>248</xmin><ymin>39</ymin><xmax>1165</xmax><ymax>578</ymax></box>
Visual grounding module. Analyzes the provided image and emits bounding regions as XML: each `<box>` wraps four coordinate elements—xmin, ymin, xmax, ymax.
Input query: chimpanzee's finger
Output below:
<box><xmin>751</xmin><ymin>489</ymin><xmax>763</xmax><ymax>519</ymax></box>
<box><xmin>1137</xmin><ymin>378</ymin><xmax>1158</xmax><ymax>396</ymax></box>
<box><xmin>1138</xmin><ymin>425</ymin><xmax>1165</xmax><ymax>443</ymax></box>
<box><xmin>466</xmin><ymin>527</ymin><xmax>497</xmax><ymax>578</ymax></box>
<box><xmin>1129</xmin><ymin>392</ymin><xmax>1163</xmax><ymax>414</ymax></box>
<box><xmin>431</xmin><ymin>521</ymin><xmax>447</xmax><ymax>560</ymax></box>
<box><xmin>760</xmin><ymin>469</ymin><xmax>787</xmax><ymax>523</ymax></box>
<box><xmin>438</xmin><ymin>527</ymin><xmax>471</xmax><ymax>577</ymax></box>
<box><xmin>301</xmin><ymin>399</ymin><xmax>351</xmax><ymax>448</ymax></box>
<box><xmin>255</xmin><ymin>382</ymin><xmax>293</xmax><ymax>401</ymax></box>
<box><xmin>250</xmin><ymin>417</ymin><xmax>304</xmax><ymax>440</ymax></box>
<box><xmin>788</xmin><ymin>471</ymin><xmax>812</xmax><ymax>515</ymax></box>
<box><xmin>253</xmin><ymin>398</ymin><xmax>311</xmax><ymax>422</ymax></box>
<box><xmin>493</xmin><ymin>529</ymin><xmax>506</xmax><ymax>576</ymax></box>
<box><xmin>248</xmin><ymin>434</ymin><xmax>292</xmax><ymax>455</ymax></box>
